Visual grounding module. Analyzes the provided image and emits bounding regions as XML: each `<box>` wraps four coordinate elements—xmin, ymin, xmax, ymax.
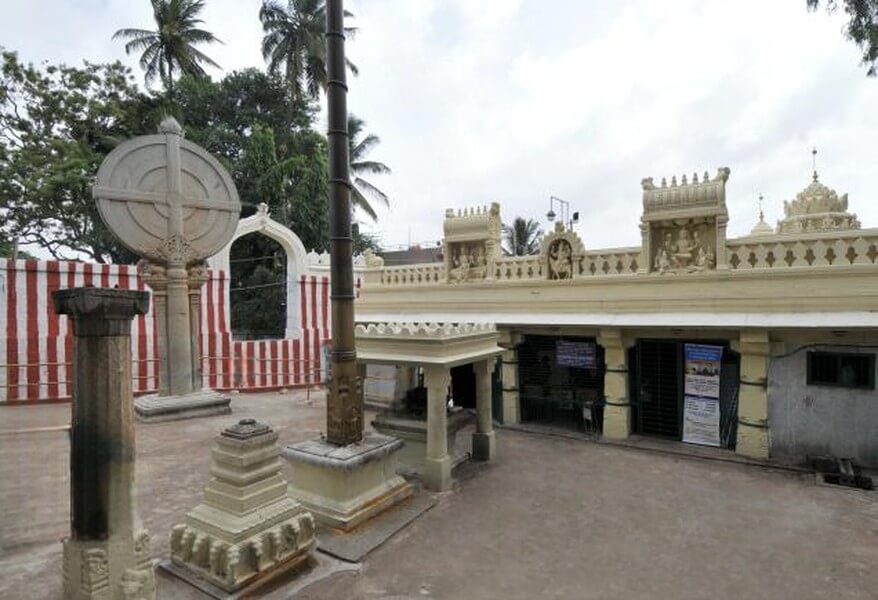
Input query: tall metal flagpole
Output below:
<box><xmin>325</xmin><ymin>0</ymin><xmax>362</xmax><ymax>445</ymax></box>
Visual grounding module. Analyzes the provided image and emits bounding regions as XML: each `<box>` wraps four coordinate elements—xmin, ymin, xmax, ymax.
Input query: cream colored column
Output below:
<box><xmin>422</xmin><ymin>364</ymin><xmax>452</xmax><ymax>491</ymax></box>
<box><xmin>472</xmin><ymin>359</ymin><xmax>496</xmax><ymax>461</ymax></box>
<box><xmin>736</xmin><ymin>330</ymin><xmax>770</xmax><ymax>459</ymax></box>
<box><xmin>500</xmin><ymin>348</ymin><xmax>520</xmax><ymax>425</ymax></box>
<box><xmin>597</xmin><ymin>328</ymin><xmax>630</xmax><ymax>439</ymax></box>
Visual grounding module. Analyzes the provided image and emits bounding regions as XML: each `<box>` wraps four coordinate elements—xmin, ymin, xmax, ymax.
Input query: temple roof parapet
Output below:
<box><xmin>641</xmin><ymin>167</ymin><xmax>730</xmax><ymax>220</ymax></box>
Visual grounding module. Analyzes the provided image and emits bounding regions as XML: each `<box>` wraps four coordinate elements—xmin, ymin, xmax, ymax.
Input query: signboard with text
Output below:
<box><xmin>681</xmin><ymin>344</ymin><xmax>723</xmax><ymax>447</ymax></box>
<box><xmin>556</xmin><ymin>340</ymin><xmax>596</xmax><ymax>369</ymax></box>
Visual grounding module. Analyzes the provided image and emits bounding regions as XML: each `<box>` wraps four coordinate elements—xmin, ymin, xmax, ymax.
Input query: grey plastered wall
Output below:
<box><xmin>768</xmin><ymin>345</ymin><xmax>878</xmax><ymax>468</ymax></box>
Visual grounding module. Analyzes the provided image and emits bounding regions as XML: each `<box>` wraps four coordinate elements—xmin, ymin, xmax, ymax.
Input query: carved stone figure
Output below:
<box><xmin>548</xmin><ymin>239</ymin><xmax>574</xmax><ymax>280</ymax></box>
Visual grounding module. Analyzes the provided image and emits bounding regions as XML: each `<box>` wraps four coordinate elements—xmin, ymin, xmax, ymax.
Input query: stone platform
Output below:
<box><xmin>372</xmin><ymin>409</ymin><xmax>475</xmax><ymax>477</ymax></box>
<box><xmin>283</xmin><ymin>433</ymin><xmax>413</xmax><ymax>532</ymax></box>
<box><xmin>135</xmin><ymin>389</ymin><xmax>231</xmax><ymax>423</ymax></box>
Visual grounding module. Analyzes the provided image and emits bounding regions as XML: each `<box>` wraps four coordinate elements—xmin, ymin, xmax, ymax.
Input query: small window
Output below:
<box><xmin>807</xmin><ymin>352</ymin><xmax>875</xmax><ymax>390</ymax></box>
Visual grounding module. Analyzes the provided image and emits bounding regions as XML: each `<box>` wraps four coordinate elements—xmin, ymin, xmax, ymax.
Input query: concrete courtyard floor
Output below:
<box><xmin>0</xmin><ymin>389</ymin><xmax>876</xmax><ymax>599</ymax></box>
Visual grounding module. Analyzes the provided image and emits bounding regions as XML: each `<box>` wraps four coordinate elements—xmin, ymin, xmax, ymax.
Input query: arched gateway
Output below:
<box><xmin>212</xmin><ymin>203</ymin><xmax>308</xmax><ymax>339</ymax></box>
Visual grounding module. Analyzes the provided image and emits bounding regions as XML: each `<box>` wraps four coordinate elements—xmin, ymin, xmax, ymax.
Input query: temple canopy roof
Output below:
<box><xmin>777</xmin><ymin>172</ymin><xmax>860</xmax><ymax>234</ymax></box>
<box><xmin>355</xmin><ymin>322</ymin><xmax>503</xmax><ymax>367</ymax></box>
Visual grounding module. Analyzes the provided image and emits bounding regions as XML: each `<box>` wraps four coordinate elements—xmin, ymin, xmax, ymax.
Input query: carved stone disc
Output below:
<box><xmin>93</xmin><ymin>118</ymin><xmax>240</xmax><ymax>264</ymax></box>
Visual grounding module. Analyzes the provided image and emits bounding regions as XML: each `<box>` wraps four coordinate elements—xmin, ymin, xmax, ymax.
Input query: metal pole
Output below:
<box><xmin>325</xmin><ymin>0</ymin><xmax>362</xmax><ymax>445</ymax></box>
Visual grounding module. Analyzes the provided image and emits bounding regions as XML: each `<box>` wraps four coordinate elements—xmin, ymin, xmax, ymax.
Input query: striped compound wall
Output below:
<box><xmin>0</xmin><ymin>258</ymin><xmax>356</xmax><ymax>403</ymax></box>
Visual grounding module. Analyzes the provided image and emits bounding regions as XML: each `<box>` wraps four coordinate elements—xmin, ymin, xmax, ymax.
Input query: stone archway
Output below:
<box><xmin>212</xmin><ymin>203</ymin><xmax>308</xmax><ymax>339</ymax></box>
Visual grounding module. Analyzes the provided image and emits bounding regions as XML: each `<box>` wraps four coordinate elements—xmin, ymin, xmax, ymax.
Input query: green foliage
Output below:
<box><xmin>259</xmin><ymin>0</ymin><xmax>358</xmax><ymax>100</ymax></box>
<box><xmin>228</xmin><ymin>244</ymin><xmax>287</xmax><ymax>339</ymax></box>
<box><xmin>348</xmin><ymin>114</ymin><xmax>391</xmax><ymax>222</ymax></box>
<box><xmin>114</xmin><ymin>0</ymin><xmax>222</xmax><ymax>92</ymax></box>
<box><xmin>503</xmin><ymin>217</ymin><xmax>544</xmax><ymax>256</ymax></box>
<box><xmin>353</xmin><ymin>228</ymin><xmax>382</xmax><ymax>254</ymax></box>
<box><xmin>808</xmin><ymin>0</ymin><xmax>878</xmax><ymax>76</ymax></box>
<box><xmin>0</xmin><ymin>50</ymin><xmax>162</xmax><ymax>262</ymax></box>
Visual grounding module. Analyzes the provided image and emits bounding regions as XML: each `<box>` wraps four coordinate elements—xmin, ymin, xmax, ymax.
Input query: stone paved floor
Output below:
<box><xmin>1</xmin><ymin>390</ymin><xmax>876</xmax><ymax>599</ymax></box>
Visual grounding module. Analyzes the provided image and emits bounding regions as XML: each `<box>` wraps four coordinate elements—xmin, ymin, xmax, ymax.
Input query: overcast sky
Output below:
<box><xmin>3</xmin><ymin>0</ymin><xmax>877</xmax><ymax>251</ymax></box>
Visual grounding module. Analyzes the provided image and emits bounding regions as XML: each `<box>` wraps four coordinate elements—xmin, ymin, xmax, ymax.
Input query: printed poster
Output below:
<box><xmin>682</xmin><ymin>344</ymin><xmax>723</xmax><ymax>447</ymax></box>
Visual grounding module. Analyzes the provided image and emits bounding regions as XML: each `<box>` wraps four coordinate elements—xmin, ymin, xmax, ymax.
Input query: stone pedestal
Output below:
<box><xmin>168</xmin><ymin>419</ymin><xmax>315</xmax><ymax>594</ymax></box>
<box><xmin>135</xmin><ymin>262</ymin><xmax>231</xmax><ymax>422</ymax></box>
<box><xmin>53</xmin><ymin>288</ymin><xmax>156</xmax><ymax>600</ymax></box>
<box><xmin>372</xmin><ymin>410</ymin><xmax>475</xmax><ymax>476</ymax></box>
<box><xmin>283</xmin><ymin>433</ymin><xmax>413</xmax><ymax>531</ymax></box>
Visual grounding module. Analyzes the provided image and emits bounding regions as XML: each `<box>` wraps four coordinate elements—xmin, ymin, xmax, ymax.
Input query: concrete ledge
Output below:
<box><xmin>283</xmin><ymin>433</ymin><xmax>404</xmax><ymax>471</ymax></box>
<box><xmin>135</xmin><ymin>390</ymin><xmax>231</xmax><ymax>423</ymax></box>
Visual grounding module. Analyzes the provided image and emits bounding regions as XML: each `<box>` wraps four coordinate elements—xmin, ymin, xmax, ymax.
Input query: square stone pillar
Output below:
<box><xmin>472</xmin><ymin>359</ymin><xmax>496</xmax><ymax>461</ymax></box>
<box><xmin>500</xmin><ymin>349</ymin><xmax>520</xmax><ymax>425</ymax></box>
<box><xmin>53</xmin><ymin>288</ymin><xmax>155</xmax><ymax>600</ymax></box>
<box><xmin>597</xmin><ymin>328</ymin><xmax>631</xmax><ymax>440</ymax></box>
<box><xmin>737</xmin><ymin>330</ymin><xmax>771</xmax><ymax>459</ymax></box>
<box><xmin>423</xmin><ymin>365</ymin><xmax>452</xmax><ymax>491</ymax></box>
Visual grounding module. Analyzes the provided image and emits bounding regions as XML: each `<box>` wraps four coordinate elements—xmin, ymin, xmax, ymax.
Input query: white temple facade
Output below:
<box><xmin>355</xmin><ymin>168</ymin><xmax>878</xmax><ymax>468</ymax></box>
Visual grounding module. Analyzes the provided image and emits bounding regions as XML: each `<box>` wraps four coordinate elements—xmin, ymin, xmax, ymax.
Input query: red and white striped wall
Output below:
<box><xmin>1</xmin><ymin>259</ymin><xmax>359</xmax><ymax>403</ymax></box>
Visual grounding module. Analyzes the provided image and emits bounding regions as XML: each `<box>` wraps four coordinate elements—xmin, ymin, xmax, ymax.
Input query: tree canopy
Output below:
<box><xmin>503</xmin><ymin>217</ymin><xmax>544</xmax><ymax>256</ymax></box>
<box><xmin>0</xmin><ymin>51</ymin><xmax>161</xmax><ymax>262</ymax></box>
<box><xmin>808</xmin><ymin>0</ymin><xmax>878</xmax><ymax>76</ymax></box>
<box><xmin>114</xmin><ymin>0</ymin><xmax>222</xmax><ymax>92</ymax></box>
<box><xmin>259</xmin><ymin>0</ymin><xmax>358</xmax><ymax>100</ymax></box>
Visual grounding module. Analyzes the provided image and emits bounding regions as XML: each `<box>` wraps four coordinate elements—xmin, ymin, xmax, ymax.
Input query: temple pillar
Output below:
<box><xmin>423</xmin><ymin>365</ymin><xmax>452</xmax><ymax>491</ymax></box>
<box><xmin>736</xmin><ymin>330</ymin><xmax>771</xmax><ymax>459</ymax></box>
<box><xmin>54</xmin><ymin>288</ymin><xmax>155</xmax><ymax>600</ymax></box>
<box><xmin>472</xmin><ymin>359</ymin><xmax>496</xmax><ymax>461</ymax></box>
<box><xmin>598</xmin><ymin>328</ymin><xmax>631</xmax><ymax>439</ymax></box>
<box><xmin>500</xmin><ymin>348</ymin><xmax>520</xmax><ymax>425</ymax></box>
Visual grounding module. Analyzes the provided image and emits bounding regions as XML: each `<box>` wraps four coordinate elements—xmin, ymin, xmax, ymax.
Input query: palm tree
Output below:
<box><xmin>259</xmin><ymin>0</ymin><xmax>358</xmax><ymax>101</ymax></box>
<box><xmin>113</xmin><ymin>0</ymin><xmax>222</xmax><ymax>93</ymax></box>
<box><xmin>503</xmin><ymin>217</ymin><xmax>543</xmax><ymax>256</ymax></box>
<box><xmin>348</xmin><ymin>115</ymin><xmax>390</xmax><ymax>221</ymax></box>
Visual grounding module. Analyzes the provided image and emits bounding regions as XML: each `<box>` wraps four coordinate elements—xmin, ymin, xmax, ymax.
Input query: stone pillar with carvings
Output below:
<box><xmin>53</xmin><ymin>288</ymin><xmax>155</xmax><ymax>600</ymax></box>
<box><xmin>472</xmin><ymin>359</ymin><xmax>496</xmax><ymax>461</ymax></box>
<box><xmin>736</xmin><ymin>330</ymin><xmax>771</xmax><ymax>459</ymax></box>
<box><xmin>597</xmin><ymin>328</ymin><xmax>631</xmax><ymax>440</ymax></box>
<box><xmin>423</xmin><ymin>365</ymin><xmax>453</xmax><ymax>491</ymax></box>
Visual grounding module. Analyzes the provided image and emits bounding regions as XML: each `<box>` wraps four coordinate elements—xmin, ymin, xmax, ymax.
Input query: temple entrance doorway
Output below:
<box><xmin>630</xmin><ymin>339</ymin><xmax>740</xmax><ymax>449</ymax></box>
<box><xmin>518</xmin><ymin>335</ymin><xmax>605</xmax><ymax>433</ymax></box>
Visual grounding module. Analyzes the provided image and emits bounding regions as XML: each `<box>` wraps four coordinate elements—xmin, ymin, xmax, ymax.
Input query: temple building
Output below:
<box><xmin>356</xmin><ymin>167</ymin><xmax>878</xmax><ymax>468</ymax></box>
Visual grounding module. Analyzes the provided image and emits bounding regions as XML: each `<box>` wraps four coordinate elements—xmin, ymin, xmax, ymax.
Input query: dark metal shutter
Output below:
<box><xmin>518</xmin><ymin>335</ymin><xmax>605</xmax><ymax>431</ymax></box>
<box><xmin>635</xmin><ymin>340</ymin><xmax>681</xmax><ymax>438</ymax></box>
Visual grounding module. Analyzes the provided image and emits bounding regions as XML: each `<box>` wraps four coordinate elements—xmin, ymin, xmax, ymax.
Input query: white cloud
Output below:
<box><xmin>3</xmin><ymin>0</ymin><xmax>876</xmax><ymax>253</ymax></box>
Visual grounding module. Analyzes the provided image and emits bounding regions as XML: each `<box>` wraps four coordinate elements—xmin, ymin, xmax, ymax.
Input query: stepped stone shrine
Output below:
<box><xmin>93</xmin><ymin>117</ymin><xmax>240</xmax><ymax>421</ymax></box>
<box><xmin>54</xmin><ymin>288</ymin><xmax>155</xmax><ymax>600</ymax></box>
<box><xmin>167</xmin><ymin>418</ymin><xmax>316</xmax><ymax>595</ymax></box>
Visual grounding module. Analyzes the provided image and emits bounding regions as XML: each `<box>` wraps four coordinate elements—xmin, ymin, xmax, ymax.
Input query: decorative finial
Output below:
<box><xmin>158</xmin><ymin>116</ymin><xmax>183</xmax><ymax>136</ymax></box>
<box><xmin>758</xmin><ymin>194</ymin><xmax>765</xmax><ymax>222</ymax></box>
<box><xmin>811</xmin><ymin>147</ymin><xmax>818</xmax><ymax>182</ymax></box>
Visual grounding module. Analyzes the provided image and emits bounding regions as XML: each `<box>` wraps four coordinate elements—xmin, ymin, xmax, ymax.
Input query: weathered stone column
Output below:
<box><xmin>187</xmin><ymin>263</ymin><xmax>208</xmax><ymax>392</ymax></box>
<box><xmin>598</xmin><ymin>328</ymin><xmax>631</xmax><ymax>439</ymax></box>
<box><xmin>423</xmin><ymin>365</ymin><xmax>452</xmax><ymax>491</ymax></box>
<box><xmin>737</xmin><ymin>330</ymin><xmax>771</xmax><ymax>459</ymax></box>
<box><xmin>500</xmin><ymin>348</ymin><xmax>520</xmax><ymax>425</ymax></box>
<box><xmin>139</xmin><ymin>262</ymin><xmax>169</xmax><ymax>395</ymax></box>
<box><xmin>472</xmin><ymin>359</ymin><xmax>496</xmax><ymax>461</ymax></box>
<box><xmin>54</xmin><ymin>288</ymin><xmax>155</xmax><ymax>600</ymax></box>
